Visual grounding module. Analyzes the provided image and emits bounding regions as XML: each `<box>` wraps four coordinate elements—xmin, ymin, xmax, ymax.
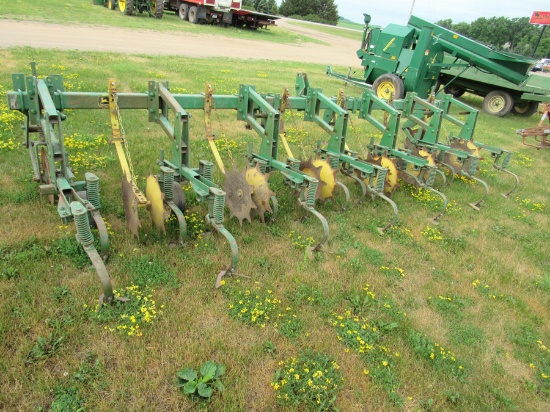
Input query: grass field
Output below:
<box><xmin>287</xmin><ymin>20</ymin><xmax>363</xmax><ymax>42</ymax></box>
<box><xmin>1</xmin><ymin>8</ymin><xmax>549</xmax><ymax>412</ymax></box>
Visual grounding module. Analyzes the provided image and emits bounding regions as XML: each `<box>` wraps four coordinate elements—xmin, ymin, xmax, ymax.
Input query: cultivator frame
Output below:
<box><xmin>7</xmin><ymin>65</ymin><xmax>116</xmax><ymax>304</ymax></box>
<box><xmin>6</xmin><ymin>64</ymin><xmax>522</xmax><ymax>299</ymax></box>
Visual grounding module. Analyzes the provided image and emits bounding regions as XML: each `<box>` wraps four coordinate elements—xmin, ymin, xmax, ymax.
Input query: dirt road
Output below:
<box><xmin>0</xmin><ymin>18</ymin><xmax>362</xmax><ymax>67</ymax></box>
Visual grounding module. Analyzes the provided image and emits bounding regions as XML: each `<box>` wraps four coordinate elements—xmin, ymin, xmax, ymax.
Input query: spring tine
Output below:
<box><xmin>497</xmin><ymin>167</ymin><xmax>520</xmax><ymax>198</ymax></box>
<box><xmin>463</xmin><ymin>173</ymin><xmax>489</xmax><ymax>211</ymax></box>
<box><xmin>375</xmin><ymin>192</ymin><xmax>399</xmax><ymax>234</ymax></box>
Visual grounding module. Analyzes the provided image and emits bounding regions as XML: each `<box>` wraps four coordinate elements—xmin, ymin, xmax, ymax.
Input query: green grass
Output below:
<box><xmin>288</xmin><ymin>20</ymin><xmax>363</xmax><ymax>42</ymax></box>
<box><xmin>0</xmin><ymin>31</ymin><xmax>549</xmax><ymax>412</ymax></box>
<box><xmin>338</xmin><ymin>20</ymin><xmax>365</xmax><ymax>30</ymax></box>
<box><xmin>0</xmin><ymin>0</ymin><xmax>322</xmax><ymax>45</ymax></box>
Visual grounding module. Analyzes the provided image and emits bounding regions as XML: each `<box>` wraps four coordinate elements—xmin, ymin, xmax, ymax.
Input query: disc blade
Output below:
<box><xmin>245</xmin><ymin>163</ymin><xmax>275</xmax><ymax>223</ymax></box>
<box><xmin>146</xmin><ymin>172</ymin><xmax>166</xmax><ymax>235</ymax></box>
<box><xmin>222</xmin><ymin>166</ymin><xmax>256</xmax><ymax>226</ymax></box>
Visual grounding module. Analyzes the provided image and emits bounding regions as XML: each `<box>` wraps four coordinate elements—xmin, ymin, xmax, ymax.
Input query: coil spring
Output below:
<box><xmin>71</xmin><ymin>202</ymin><xmax>94</xmax><ymax>246</ymax></box>
<box><xmin>163</xmin><ymin>168</ymin><xmax>174</xmax><ymax>200</ymax></box>
<box><xmin>329</xmin><ymin>156</ymin><xmax>339</xmax><ymax>170</ymax></box>
<box><xmin>85</xmin><ymin>173</ymin><xmax>100</xmax><ymax>209</ymax></box>
<box><xmin>213</xmin><ymin>192</ymin><xmax>225</xmax><ymax>224</ymax></box>
<box><xmin>257</xmin><ymin>160</ymin><xmax>267</xmax><ymax>174</ymax></box>
<box><xmin>376</xmin><ymin>168</ymin><xmax>387</xmax><ymax>193</ymax></box>
<box><xmin>288</xmin><ymin>158</ymin><xmax>300</xmax><ymax>171</ymax></box>
<box><xmin>200</xmin><ymin>160</ymin><xmax>213</xmax><ymax>181</ymax></box>
<box><xmin>306</xmin><ymin>179</ymin><xmax>318</xmax><ymax>207</ymax></box>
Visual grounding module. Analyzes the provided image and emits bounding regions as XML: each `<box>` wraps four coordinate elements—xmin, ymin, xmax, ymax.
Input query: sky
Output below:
<box><xmin>281</xmin><ymin>1</ymin><xmax>550</xmax><ymax>27</ymax></box>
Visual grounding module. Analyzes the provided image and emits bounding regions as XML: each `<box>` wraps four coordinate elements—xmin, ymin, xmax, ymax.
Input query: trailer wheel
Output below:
<box><xmin>511</xmin><ymin>101</ymin><xmax>539</xmax><ymax>117</ymax></box>
<box><xmin>443</xmin><ymin>84</ymin><xmax>465</xmax><ymax>98</ymax></box>
<box><xmin>152</xmin><ymin>0</ymin><xmax>163</xmax><ymax>18</ymax></box>
<box><xmin>178</xmin><ymin>4</ymin><xmax>189</xmax><ymax>20</ymax></box>
<box><xmin>482</xmin><ymin>90</ymin><xmax>513</xmax><ymax>117</ymax></box>
<box><xmin>107</xmin><ymin>0</ymin><xmax>116</xmax><ymax>10</ymax></box>
<box><xmin>372</xmin><ymin>74</ymin><xmax>404</xmax><ymax>100</ymax></box>
<box><xmin>188</xmin><ymin>6</ymin><xmax>199</xmax><ymax>24</ymax></box>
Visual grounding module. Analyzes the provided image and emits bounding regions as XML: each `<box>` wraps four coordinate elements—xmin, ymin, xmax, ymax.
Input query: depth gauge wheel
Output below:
<box><xmin>511</xmin><ymin>101</ymin><xmax>539</xmax><ymax>117</ymax></box>
<box><xmin>188</xmin><ymin>6</ymin><xmax>199</xmax><ymax>24</ymax></box>
<box><xmin>178</xmin><ymin>4</ymin><xmax>189</xmax><ymax>20</ymax></box>
<box><xmin>372</xmin><ymin>74</ymin><xmax>404</xmax><ymax>100</ymax></box>
<box><xmin>482</xmin><ymin>90</ymin><xmax>514</xmax><ymax>117</ymax></box>
<box><xmin>107</xmin><ymin>0</ymin><xmax>116</xmax><ymax>10</ymax></box>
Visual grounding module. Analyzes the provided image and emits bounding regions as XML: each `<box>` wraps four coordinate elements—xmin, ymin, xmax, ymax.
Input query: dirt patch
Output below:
<box><xmin>0</xmin><ymin>18</ymin><xmax>362</xmax><ymax>68</ymax></box>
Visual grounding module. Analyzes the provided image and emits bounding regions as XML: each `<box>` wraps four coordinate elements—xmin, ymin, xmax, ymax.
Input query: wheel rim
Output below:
<box><xmin>119</xmin><ymin>0</ymin><xmax>126</xmax><ymax>12</ymax></box>
<box><xmin>487</xmin><ymin>96</ymin><xmax>505</xmax><ymax>113</ymax></box>
<box><xmin>152</xmin><ymin>0</ymin><xmax>157</xmax><ymax>10</ymax></box>
<box><xmin>376</xmin><ymin>81</ymin><xmax>395</xmax><ymax>100</ymax></box>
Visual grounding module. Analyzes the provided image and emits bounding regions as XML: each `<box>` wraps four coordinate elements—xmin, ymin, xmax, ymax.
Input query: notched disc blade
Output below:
<box><xmin>365</xmin><ymin>153</ymin><xmax>400</xmax><ymax>195</ymax></box>
<box><xmin>122</xmin><ymin>176</ymin><xmax>141</xmax><ymax>239</ymax></box>
<box><xmin>443</xmin><ymin>152</ymin><xmax>464</xmax><ymax>175</ymax></box>
<box><xmin>245</xmin><ymin>163</ymin><xmax>275</xmax><ymax>223</ymax></box>
<box><xmin>449</xmin><ymin>138</ymin><xmax>481</xmax><ymax>158</ymax></box>
<box><xmin>146</xmin><ymin>172</ymin><xmax>166</xmax><ymax>235</ymax></box>
<box><xmin>299</xmin><ymin>156</ymin><xmax>337</xmax><ymax>202</ymax></box>
<box><xmin>222</xmin><ymin>166</ymin><xmax>256</xmax><ymax>226</ymax></box>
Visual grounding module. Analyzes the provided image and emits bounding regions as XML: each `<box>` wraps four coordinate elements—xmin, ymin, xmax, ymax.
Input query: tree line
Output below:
<box><xmin>436</xmin><ymin>17</ymin><xmax>550</xmax><ymax>58</ymax></box>
<box><xmin>242</xmin><ymin>0</ymin><xmax>339</xmax><ymax>26</ymax></box>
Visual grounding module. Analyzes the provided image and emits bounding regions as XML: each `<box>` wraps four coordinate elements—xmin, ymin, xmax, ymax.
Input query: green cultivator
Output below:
<box><xmin>6</xmin><ymin>64</ymin><xmax>521</xmax><ymax>301</ymax></box>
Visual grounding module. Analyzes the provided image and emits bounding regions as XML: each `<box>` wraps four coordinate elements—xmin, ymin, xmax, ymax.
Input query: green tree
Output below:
<box><xmin>279</xmin><ymin>0</ymin><xmax>339</xmax><ymax>25</ymax></box>
<box><xmin>316</xmin><ymin>0</ymin><xmax>338</xmax><ymax>25</ymax></box>
<box><xmin>253</xmin><ymin>0</ymin><xmax>269</xmax><ymax>13</ymax></box>
<box><xmin>267</xmin><ymin>0</ymin><xmax>277</xmax><ymax>15</ymax></box>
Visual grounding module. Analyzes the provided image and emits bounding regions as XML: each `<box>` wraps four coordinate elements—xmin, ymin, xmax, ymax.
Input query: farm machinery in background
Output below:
<box><xmin>100</xmin><ymin>0</ymin><xmax>165</xmax><ymax>18</ymax></box>
<box><xmin>6</xmin><ymin>61</ymin><xmax>522</xmax><ymax>302</ymax></box>
<box><xmin>95</xmin><ymin>0</ymin><xmax>279</xmax><ymax>28</ymax></box>
<box><xmin>163</xmin><ymin>0</ymin><xmax>279</xmax><ymax>28</ymax></box>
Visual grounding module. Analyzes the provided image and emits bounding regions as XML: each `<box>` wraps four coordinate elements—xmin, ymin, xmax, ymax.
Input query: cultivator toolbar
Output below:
<box><xmin>6</xmin><ymin>64</ymin><xmax>521</xmax><ymax>302</ymax></box>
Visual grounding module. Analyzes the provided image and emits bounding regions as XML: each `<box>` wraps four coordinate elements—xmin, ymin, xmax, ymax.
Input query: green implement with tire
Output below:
<box><xmin>328</xmin><ymin>13</ymin><xmax>550</xmax><ymax>117</ymax></box>
<box><xmin>100</xmin><ymin>0</ymin><xmax>164</xmax><ymax>18</ymax></box>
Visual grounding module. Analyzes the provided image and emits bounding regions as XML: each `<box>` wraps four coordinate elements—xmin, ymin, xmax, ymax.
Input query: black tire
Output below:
<box><xmin>178</xmin><ymin>3</ymin><xmax>189</xmax><ymax>20</ymax></box>
<box><xmin>188</xmin><ymin>6</ymin><xmax>198</xmax><ymax>24</ymax></box>
<box><xmin>482</xmin><ymin>90</ymin><xmax>514</xmax><ymax>117</ymax></box>
<box><xmin>372</xmin><ymin>74</ymin><xmax>404</xmax><ymax>100</ymax></box>
<box><xmin>153</xmin><ymin>0</ymin><xmax>163</xmax><ymax>18</ymax></box>
<box><xmin>443</xmin><ymin>84</ymin><xmax>465</xmax><ymax>98</ymax></box>
<box><xmin>120</xmin><ymin>0</ymin><xmax>133</xmax><ymax>15</ymax></box>
<box><xmin>110</xmin><ymin>0</ymin><xmax>117</xmax><ymax>10</ymax></box>
<box><xmin>511</xmin><ymin>101</ymin><xmax>539</xmax><ymax>117</ymax></box>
